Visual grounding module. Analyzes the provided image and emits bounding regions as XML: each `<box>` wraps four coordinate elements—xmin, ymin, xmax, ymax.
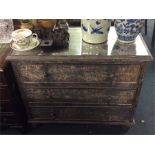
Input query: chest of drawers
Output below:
<box><xmin>6</xmin><ymin>28</ymin><xmax>153</xmax><ymax>128</ymax></box>
<box><xmin>0</xmin><ymin>44</ymin><xmax>26</xmax><ymax>129</ymax></box>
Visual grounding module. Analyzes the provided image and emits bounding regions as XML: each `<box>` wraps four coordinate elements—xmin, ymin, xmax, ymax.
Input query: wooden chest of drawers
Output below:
<box><xmin>6</xmin><ymin>28</ymin><xmax>153</xmax><ymax>128</ymax></box>
<box><xmin>0</xmin><ymin>44</ymin><xmax>26</xmax><ymax>128</ymax></box>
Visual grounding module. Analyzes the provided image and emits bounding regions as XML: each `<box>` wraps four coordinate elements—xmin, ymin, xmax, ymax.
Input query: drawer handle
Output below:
<box><xmin>50</xmin><ymin>112</ymin><xmax>56</xmax><ymax>120</ymax></box>
<box><xmin>106</xmin><ymin>96</ymin><xmax>112</xmax><ymax>104</ymax></box>
<box><xmin>50</xmin><ymin>112</ymin><xmax>54</xmax><ymax>117</ymax></box>
<box><xmin>109</xmin><ymin>74</ymin><xmax>114</xmax><ymax>78</ymax></box>
<box><xmin>105</xmin><ymin>111</ymin><xmax>109</xmax><ymax>115</ymax></box>
<box><xmin>108</xmin><ymin>96</ymin><xmax>112</xmax><ymax>100</ymax></box>
<box><xmin>44</xmin><ymin>69</ymin><xmax>50</xmax><ymax>78</ymax></box>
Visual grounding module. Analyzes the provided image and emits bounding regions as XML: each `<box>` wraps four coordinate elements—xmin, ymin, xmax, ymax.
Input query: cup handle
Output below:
<box><xmin>32</xmin><ymin>33</ymin><xmax>38</xmax><ymax>40</ymax></box>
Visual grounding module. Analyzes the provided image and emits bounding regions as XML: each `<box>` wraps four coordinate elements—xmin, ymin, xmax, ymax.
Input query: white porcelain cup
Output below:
<box><xmin>11</xmin><ymin>29</ymin><xmax>38</xmax><ymax>48</ymax></box>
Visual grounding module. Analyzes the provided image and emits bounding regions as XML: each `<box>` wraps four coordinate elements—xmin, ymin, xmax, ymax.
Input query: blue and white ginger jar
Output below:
<box><xmin>81</xmin><ymin>19</ymin><xmax>111</xmax><ymax>44</ymax></box>
<box><xmin>115</xmin><ymin>19</ymin><xmax>145</xmax><ymax>43</ymax></box>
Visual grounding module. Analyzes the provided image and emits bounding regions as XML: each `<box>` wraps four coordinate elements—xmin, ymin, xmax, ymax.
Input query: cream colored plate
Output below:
<box><xmin>10</xmin><ymin>38</ymin><xmax>40</xmax><ymax>51</ymax></box>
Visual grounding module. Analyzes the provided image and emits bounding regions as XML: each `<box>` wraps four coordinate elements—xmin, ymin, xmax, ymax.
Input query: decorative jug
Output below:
<box><xmin>115</xmin><ymin>19</ymin><xmax>145</xmax><ymax>43</ymax></box>
<box><xmin>81</xmin><ymin>19</ymin><xmax>111</xmax><ymax>44</ymax></box>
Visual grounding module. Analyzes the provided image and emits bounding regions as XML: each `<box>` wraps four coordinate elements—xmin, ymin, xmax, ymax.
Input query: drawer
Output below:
<box><xmin>16</xmin><ymin>63</ymin><xmax>141</xmax><ymax>83</ymax></box>
<box><xmin>0</xmin><ymin>101</ymin><xmax>14</xmax><ymax>113</ymax></box>
<box><xmin>0</xmin><ymin>115</ymin><xmax>17</xmax><ymax>126</ymax></box>
<box><xmin>25</xmin><ymin>88</ymin><xmax>136</xmax><ymax>105</ymax></box>
<box><xmin>0</xmin><ymin>72</ymin><xmax>6</xmax><ymax>84</ymax></box>
<box><xmin>29</xmin><ymin>106</ymin><xmax>132</xmax><ymax>122</ymax></box>
<box><xmin>0</xmin><ymin>86</ymin><xmax>10</xmax><ymax>101</ymax></box>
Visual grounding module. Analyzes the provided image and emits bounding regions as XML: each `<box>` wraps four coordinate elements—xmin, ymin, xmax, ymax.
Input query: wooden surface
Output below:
<box><xmin>0</xmin><ymin>44</ymin><xmax>10</xmax><ymax>71</ymax></box>
<box><xmin>6</xmin><ymin>27</ymin><xmax>153</xmax><ymax>127</ymax></box>
<box><xmin>0</xmin><ymin>44</ymin><xmax>16</xmax><ymax>127</ymax></box>
<box><xmin>0</xmin><ymin>44</ymin><xmax>26</xmax><ymax>128</ymax></box>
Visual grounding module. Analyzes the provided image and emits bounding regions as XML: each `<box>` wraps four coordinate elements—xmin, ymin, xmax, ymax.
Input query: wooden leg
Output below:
<box><xmin>145</xmin><ymin>19</ymin><xmax>147</xmax><ymax>35</ymax></box>
<box><xmin>151</xmin><ymin>20</ymin><xmax>155</xmax><ymax>47</ymax></box>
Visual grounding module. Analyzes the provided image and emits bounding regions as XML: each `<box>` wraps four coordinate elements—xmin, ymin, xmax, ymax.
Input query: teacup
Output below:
<box><xmin>11</xmin><ymin>29</ymin><xmax>38</xmax><ymax>48</ymax></box>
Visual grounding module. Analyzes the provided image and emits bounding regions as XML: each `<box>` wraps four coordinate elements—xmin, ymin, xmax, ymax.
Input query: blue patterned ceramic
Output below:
<box><xmin>81</xmin><ymin>19</ymin><xmax>111</xmax><ymax>44</ymax></box>
<box><xmin>115</xmin><ymin>19</ymin><xmax>145</xmax><ymax>43</ymax></box>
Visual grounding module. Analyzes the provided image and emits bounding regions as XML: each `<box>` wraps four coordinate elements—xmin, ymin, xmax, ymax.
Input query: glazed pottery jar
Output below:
<box><xmin>81</xmin><ymin>19</ymin><xmax>111</xmax><ymax>44</ymax></box>
<box><xmin>115</xmin><ymin>19</ymin><xmax>145</xmax><ymax>43</ymax></box>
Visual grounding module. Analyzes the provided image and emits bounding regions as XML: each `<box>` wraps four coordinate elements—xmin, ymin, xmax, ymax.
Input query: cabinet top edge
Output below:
<box><xmin>1</xmin><ymin>27</ymin><xmax>153</xmax><ymax>62</ymax></box>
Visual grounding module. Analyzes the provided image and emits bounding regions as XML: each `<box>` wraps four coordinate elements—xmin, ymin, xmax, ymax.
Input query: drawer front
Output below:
<box><xmin>0</xmin><ymin>115</ymin><xmax>17</xmax><ymax>126</ymax></box>
<box><xmin>16</xmin><ymin>63</ymin><xmax>140</xmax><ymax>83</ymax></box>
<box><xmin>0</xmin><ymin>101</ymin><xmax>13</xmax><ymax>113</ymax></box>
<box><xmin>0</xmin><ymin>86</ymin><xmax>10</xmax><ymax>101</ymax></box>
<box><xmin>0</xmin><ymin>72</ymin><xmax>6</xmax><ymax>84</ymax></box>
<box><xmin>25</xmin><ymin>88</ymin><xmax>136</xmax><ymax>105</ymax></box>
<box><xmin>29</xmin><ymin>106</ymin><xmax>132</xmax><ymax>122</ymax></box>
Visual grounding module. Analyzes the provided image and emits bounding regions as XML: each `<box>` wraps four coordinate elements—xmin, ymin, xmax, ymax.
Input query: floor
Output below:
<box><xmin>1</xmin><ymin>20</ymin><xmax>155</xmax><ymax>135</ymax></box>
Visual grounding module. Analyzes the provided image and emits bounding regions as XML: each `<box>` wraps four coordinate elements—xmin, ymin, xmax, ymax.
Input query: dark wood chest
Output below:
<box><xmin>0</xmin><ymin>44</ymin><xmax>18</xmax><ymax>127</ymax></box>
<box><xmin>0</xmin><ymin>44</ymin><xmax>26</xmax><ymax>128</ymax></box>
<box><xmin>6</xmin><ymin>28</ymin><xmax>153</xmax><ymax>128</ymax></box>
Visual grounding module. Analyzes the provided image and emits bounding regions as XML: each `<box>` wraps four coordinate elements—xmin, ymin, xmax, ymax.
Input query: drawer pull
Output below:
<box><xmin>109</xmin><ymin>74</ymin><xmax>114</xmax><ymax>78</ymax></box>
<box><xmin>108</xmin><ymin>96</ymin><xmax>112</xmax><ymax>100</ymax></box>
<box><xmin>50</xmin><ymin>112</ymin><xmax>54</xmax><ymax>117</ymax></box>
<box><xmin>105</xmin><ymin>111</ymin><xmax>109</xmax><ymax>115</ymax></box>
<box><xmin>50</xmin><ymin>111</ymin><xmax>56</xmax><ymax>120</ymax></box>
<box><xmin>106</xmin><ymin>96</ymin><xmax>112</xmax><ymax>104</ymax></box>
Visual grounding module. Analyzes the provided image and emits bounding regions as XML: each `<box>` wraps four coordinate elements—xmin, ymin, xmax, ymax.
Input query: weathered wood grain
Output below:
<box><xmin>24</xmin><ymin>88</ymin><xmax>136</xmax><ymax>105</ymax></box>
<box><xmin>6</xmin><ymin>28</ymin><xmax>153</xmax><ymax>127</ymax></box>
<box><xmin>17</xmin><ymin>63</ymin><xmax>140</xmax><ymax>83</ymax></box>
<box><xmin>29</xmin><ymin>106</ymin><xmax>132</xmax><ymax>122</ymax></box>
<box><xmin>0</xmin><ymin>44</ymin><xmax>10</xmax><ymax>71</ymax></box>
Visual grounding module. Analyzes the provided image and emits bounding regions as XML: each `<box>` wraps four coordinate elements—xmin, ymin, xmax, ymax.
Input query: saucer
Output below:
<box><xmin>10</xmin><ymin>38</ymin><xmax>40</xmax><ymax>51</ymax></box>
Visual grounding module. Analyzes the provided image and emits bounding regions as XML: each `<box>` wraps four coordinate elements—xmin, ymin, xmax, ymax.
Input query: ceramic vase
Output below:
<box><xmin>115</xmin><ymin>19</ymin><xmax>145</xmax><ymax>43</ymax></box>
<box><xmin>81</xmin><ymin>19</ymin><xmax>111</xmax><ymax>44</ymax></box>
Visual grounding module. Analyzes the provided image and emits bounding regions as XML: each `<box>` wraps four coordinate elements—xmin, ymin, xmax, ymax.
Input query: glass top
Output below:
<box><xmin>10</xmin><ymin>27</ymin><xmax>152</xmax><ymax>58</ymax></box>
